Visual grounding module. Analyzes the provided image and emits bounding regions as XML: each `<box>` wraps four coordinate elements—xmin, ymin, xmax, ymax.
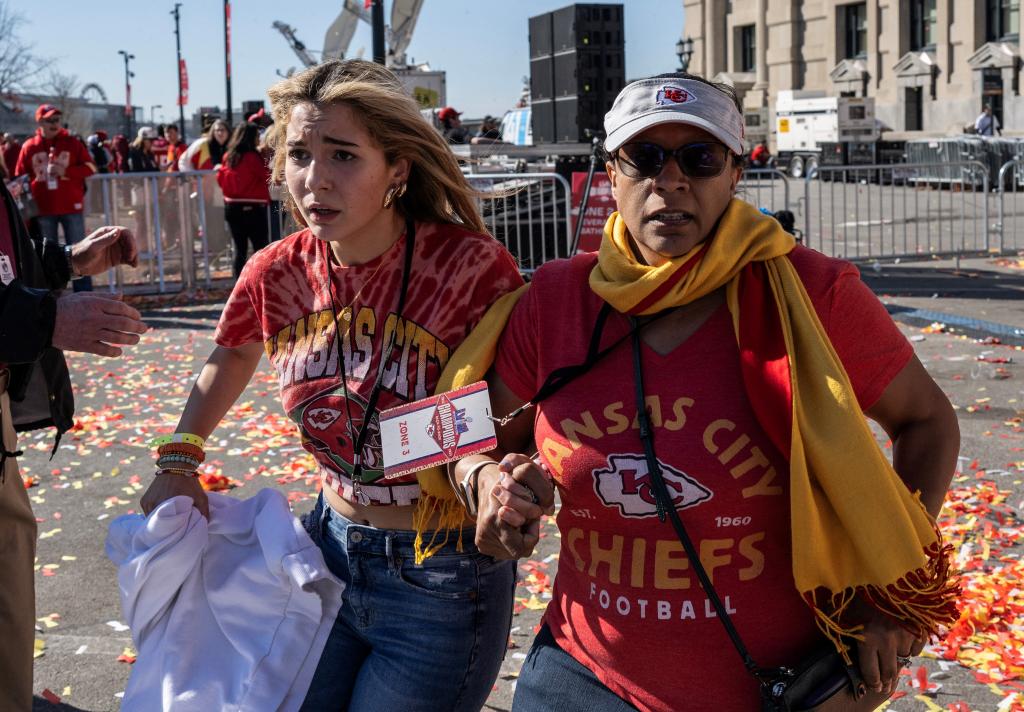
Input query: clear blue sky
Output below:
<box><xmin>14</xmin><ymin>0</ymin><xmax>685</xmax><ymax>123</ymax></box>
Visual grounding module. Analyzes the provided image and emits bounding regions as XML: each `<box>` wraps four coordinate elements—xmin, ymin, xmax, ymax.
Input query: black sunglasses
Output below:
<box><xmin>615</xmin><ymin>141</ymin><xmax>731</xmax><ymax>180</ymax></box>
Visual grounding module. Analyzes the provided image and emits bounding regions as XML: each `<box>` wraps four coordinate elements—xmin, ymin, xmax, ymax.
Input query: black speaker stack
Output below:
<box><xmin>241</xmin><ymin>100</ymin><xmax>265</xmax><ymax>119</ymax></box>
<box><xmin>529</xmin><ymin>4</ymin><xmax>625</xmax><ymax>144</ymax></box>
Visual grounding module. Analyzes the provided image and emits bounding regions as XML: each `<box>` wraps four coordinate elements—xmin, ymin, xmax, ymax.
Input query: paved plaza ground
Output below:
<box><xmin>18</xmin><ymin>257</ymin><xmax>1024</xmax><ymax>711</ymax></box>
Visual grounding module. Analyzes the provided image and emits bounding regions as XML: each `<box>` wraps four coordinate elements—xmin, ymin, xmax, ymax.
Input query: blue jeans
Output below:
<box><xmin>37</xmin><ymin>213</ymin><xmax>90</xmax><ymax>291</ymax></box>
<box><xmin>300</xmin><ymin>495</ymin><xmax>517</xmax><ymax>712</ymax></box>
<box><xmin>513</xmin><ymin>624</ymin><xmax>638</xmax><ymax>712</ymax></box>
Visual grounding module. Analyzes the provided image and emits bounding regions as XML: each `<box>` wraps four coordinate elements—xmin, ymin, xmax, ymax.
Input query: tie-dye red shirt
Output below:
<box><xmin>215</xmin><ymin>223</ymin><xmax>523</xmax><ymax>506</ymax></box>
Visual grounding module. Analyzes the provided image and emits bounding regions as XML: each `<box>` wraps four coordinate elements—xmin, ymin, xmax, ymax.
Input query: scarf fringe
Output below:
<box><xmin>412</xmin><ymin>495</ymin><xmax>466</xmax><ymax>564</ymax></box>
<box><xmin>806</xmin><ymin>535</ymin><xmax>961</xmax><ymax>665</ymax></box>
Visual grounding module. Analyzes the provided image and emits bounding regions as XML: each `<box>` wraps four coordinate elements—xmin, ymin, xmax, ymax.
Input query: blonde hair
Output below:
<box><xmin>266</xmin><ymin>59</ymin><xmax>486</xmax><ymax>234</ymax></box>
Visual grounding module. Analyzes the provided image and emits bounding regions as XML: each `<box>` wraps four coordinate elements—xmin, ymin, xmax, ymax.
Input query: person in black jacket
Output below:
<box><xmin>126</xmin><ymin>126</ymin><xmax>158</xmax><ymax>173</ymax></box>
<box><xmin>0</xmin><ymin>178</ymin><xmax>146</xmax><ymax>711</ymax></box>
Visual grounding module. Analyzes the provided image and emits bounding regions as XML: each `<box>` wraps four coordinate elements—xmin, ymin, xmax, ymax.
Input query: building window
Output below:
<box><xmin>905</xmin><ymin>87</ymin><xmax>923</xmax><ymax>130</ymax></box>
<box><xmin>843</xmin><ymin>3</ymin><xmax>868</xmax><ymax>59</ymax></box>
<box><xmin>739</xmin><ymin>25</ymin><xmax>756</xmax><ymax>72</ymax></box>
<box><xmin>987</xmin><ymin>0</ymin><xmax>1020</xmax><ymax>41</ymax></box>
<box><xmin>910</xmin><ymin>0</ymin><xmax>937</xmax><ymax>50</ymax></box>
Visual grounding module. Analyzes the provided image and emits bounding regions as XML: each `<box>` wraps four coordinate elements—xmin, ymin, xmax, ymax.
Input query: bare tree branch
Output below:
<box><xmin>0</xmin><ymin>1</ymin><xmax>51</xmax><ymax>99</ymax></box>
<box><xmin>45</xmin><ymin>70</ymin><xmax>92</xmax><ymax>135</ymax></box>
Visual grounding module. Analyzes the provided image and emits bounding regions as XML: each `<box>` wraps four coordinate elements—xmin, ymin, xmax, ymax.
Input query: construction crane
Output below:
<box><xmin>322</xmin><ymin>0</ymin><xmax>368</xmax><ymax>62</ymax></box>
<box><xmin>277</xmin><ymin>0</ymin><xmax>425</xmax><ymax>72</ymax></box>
<box><xmin>387</xmin><ymin>0</ymin><xmax>424</xmax><ymax>68</ymax></box>
<box><xmin>272</xmin><ymin>20</ymin><xmax>318</xmax><ymax>70</ymax></box>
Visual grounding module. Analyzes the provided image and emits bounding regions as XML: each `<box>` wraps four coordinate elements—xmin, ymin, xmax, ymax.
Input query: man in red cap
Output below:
<box><xmin>438</xmin><ymin>106</ymin><xmax>467</xmax><ymax>144</ymax></box>
<box><xmin>14</xmin><ymin>104</ymin><xmax>97</xmax><ymax>291</ymax></box>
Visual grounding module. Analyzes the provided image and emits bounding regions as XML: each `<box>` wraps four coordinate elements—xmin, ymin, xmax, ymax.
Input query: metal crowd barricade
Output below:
<box><xmin>738</xmin><ymin>168</ymin><xmax>791</xmax><ymax>215</ymax></box>
<box><xmin>802</xmin><ymin>161</ymin><xmax>991</xmax><ymax>262</ymax></box>
<box><xmin>465</xmin><ymin>172</ymin><xmax>573</xmax><ymax>274</ymax></box>
<box><xmin>83</xmin><ymin>170</ymin><xmax>240</xmax><ymax>294</ymax></box>
<box><xmin>905</xmin><ymin>137</ymin><xmax>1024</xmax><ymax>189</ymax></box>
<box><xmin>997</xmin><ymin>158</ymin><xmax>1024</xmax><ymax>253</ymax></box>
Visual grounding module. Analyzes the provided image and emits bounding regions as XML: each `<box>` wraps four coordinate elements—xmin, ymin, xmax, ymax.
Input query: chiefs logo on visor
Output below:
<box><xmin>656</xmin><ymin>85</ymin><xmax>695</xmax><ymax>106</ymax></box>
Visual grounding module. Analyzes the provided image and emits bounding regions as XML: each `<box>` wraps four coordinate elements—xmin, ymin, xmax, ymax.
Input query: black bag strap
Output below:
<box><xmin>628</xmin><ymin>318</ymin><xmax>789</xmax><ymax>690</ymax></box>
<box><xmin>495</xmin><ymin>302</ymin><xmax>672</xmax><ymax>426</ymax></box>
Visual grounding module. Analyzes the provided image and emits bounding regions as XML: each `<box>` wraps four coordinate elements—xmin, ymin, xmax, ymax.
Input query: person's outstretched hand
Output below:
<box><xmin>71</xmin><ymin>226</ymin><xmax>139</xmax><ymax>276</ymax></box>
<box><xmin>51</xmin><ymin>293</ymin><xmax>147</xmax><ymax>357</ymax></box>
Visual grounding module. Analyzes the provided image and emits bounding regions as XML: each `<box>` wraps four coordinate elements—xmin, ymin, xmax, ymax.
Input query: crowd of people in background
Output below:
<box><xmin>0</xmin><ymin>107</ymin><xmax>285</xmax><ymax>279</ymax></box>
<box><xmin>0</xmin><ymin>102</ymin><xmax>504</xmax><ymax>282</ymax></box>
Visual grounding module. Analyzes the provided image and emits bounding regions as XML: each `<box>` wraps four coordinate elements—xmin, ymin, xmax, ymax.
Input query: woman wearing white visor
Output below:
<box><xmin>445</xmin><ymin>72</ymin><xmax>961</xmax><ymax>711</ymax></box>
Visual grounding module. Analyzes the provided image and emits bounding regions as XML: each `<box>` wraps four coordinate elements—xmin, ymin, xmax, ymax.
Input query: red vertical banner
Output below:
<box><xmin>571</xmin><ymin>172</ymin><xmax>616</xmax><ymax>253</ymax></box>
<box><xmin>225</xmin><ymin>1</ymin><xmax>232</xmax><ymax>79</ymax></box>
<box><xmin>178</xmin><ymin>59</ymin><xmax>189</xmax><ymax>106</ymax></box>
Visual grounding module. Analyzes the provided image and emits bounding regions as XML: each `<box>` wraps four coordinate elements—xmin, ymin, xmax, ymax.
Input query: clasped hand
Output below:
<box><xmin>474</xmin><ymin>453</ymin><xmax>555</xmax><ymax>560</ymax></box>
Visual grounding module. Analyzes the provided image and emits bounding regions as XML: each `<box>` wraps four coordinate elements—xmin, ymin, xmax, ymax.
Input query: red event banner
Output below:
<box><xmin>225</xmin><ymin>1</ymin><xmax>232</xmax><ymax>79</ymax></box>
<box><xmin>178</xmin><ymin>59</ymin><xmax>189</xmax><ymax>106</ymax></box>
<box><xmin>571</xmin><ymin>172</ymin><xmax>615</xmax><ymax>253</ymax></box>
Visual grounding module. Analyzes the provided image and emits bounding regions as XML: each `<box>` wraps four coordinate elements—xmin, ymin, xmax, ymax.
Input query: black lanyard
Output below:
<box><xmin>494</xmin><ymin>302</ymin><xmax>674</xmax><ymax>427</ymax></box>
<box><xmin>324</xmin><ymin>217</ymin><xmax>415</xmax><ymax>489</ymax></box>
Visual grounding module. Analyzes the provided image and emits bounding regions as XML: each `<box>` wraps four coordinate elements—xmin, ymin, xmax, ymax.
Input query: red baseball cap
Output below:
<box><xmin>35</xmin><ymin>104</ymin><xmax>62</xmax><ymax>122</ymax></box>
<box><xmin>438</xmin><ymin>107</ymin><xmax>461</xmax><ymax>122</ymax></box>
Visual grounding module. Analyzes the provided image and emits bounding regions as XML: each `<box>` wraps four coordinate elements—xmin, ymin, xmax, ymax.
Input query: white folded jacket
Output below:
<box><xmin>105</xmin><ymin>489</ymin><xmax>344</xmax><ymax>712</ymax></box>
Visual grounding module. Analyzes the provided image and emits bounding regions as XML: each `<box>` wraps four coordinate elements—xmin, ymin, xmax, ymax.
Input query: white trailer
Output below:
<box><xmin>775</xmin><ymin>91</ymin><xmax>878</xmax><ymax>177</ymax></box>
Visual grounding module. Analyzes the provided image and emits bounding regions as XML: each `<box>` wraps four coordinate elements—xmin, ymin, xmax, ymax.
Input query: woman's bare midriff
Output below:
<box><xmin>323</xmin><ymin>486</ymin><xmax>475</xmax><ymax>531</ymax></box>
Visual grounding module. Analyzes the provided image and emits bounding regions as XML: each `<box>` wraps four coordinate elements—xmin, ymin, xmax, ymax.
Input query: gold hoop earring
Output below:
<box><xmin>382</xmin><ymin>182</ymin><xmax>407</xmax><ymax>210</ymax></box>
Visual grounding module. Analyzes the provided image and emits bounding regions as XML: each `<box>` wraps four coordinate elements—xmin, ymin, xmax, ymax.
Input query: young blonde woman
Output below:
<box><xmin>140</xmin><ymin>60</ymin><xmax>524</xmax><ymax>711</ymax></box>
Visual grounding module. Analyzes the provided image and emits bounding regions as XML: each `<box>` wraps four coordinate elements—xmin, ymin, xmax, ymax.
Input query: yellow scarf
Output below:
<box><xmin>415</xmin><ymin>199</ymin><xmax>958</xmax><ymax>656</ymax></box>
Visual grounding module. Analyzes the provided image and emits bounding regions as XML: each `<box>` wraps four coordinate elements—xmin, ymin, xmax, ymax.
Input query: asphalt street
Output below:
<box><xmin>18</xmin><ymin>258</ymin><xmax>1024</xmax><ymax>711</ymax></box>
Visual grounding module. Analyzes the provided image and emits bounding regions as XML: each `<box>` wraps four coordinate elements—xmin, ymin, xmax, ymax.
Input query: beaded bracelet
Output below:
<box><xmin>156</xmin><ymin>453</ymin><xmax>200</xmax><ymax>465</ymax></box>
<box><xmin>155</xmin><ymin>468</ymin><xmax>201</xmax><ymax>478</ymax></box>
<box><xmin>151</xmin><ymin>433</ymin><xmax>206</xmax><ymax>449</ymax></box>
<box><xmin>156</xmin><ymin>443</ymin><xmax>206</xmax><ymax>462</ymax></box>
<box><xmin>156</xmin><ymin>455</ymin><xmax>201</xmax><ymax>471</ymax></box>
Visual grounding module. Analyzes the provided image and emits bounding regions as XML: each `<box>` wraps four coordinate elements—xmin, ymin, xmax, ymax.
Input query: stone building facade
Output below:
<box><xmin>681</xmin><ymin>0</ymin><xmax>1022</xmax><ymax>143</ymax></box>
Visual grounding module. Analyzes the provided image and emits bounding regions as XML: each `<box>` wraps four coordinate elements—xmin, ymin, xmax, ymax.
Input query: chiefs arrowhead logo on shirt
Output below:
<box><xmin>593</xmin><ymin>453</ymin><xmax>712</xmax><ymax>518</ymax></box>
<box><xmin>290</xmin><ymin>385</ymin><xmax>385</xmax><ymax>479</ymax></box>
<box><xmin>306</xmin><ymin>407</ymin><xmax>342</xmax><ymax>431</ymax></box>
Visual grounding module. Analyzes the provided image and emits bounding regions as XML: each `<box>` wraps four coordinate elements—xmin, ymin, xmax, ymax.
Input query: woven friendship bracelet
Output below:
<box><xmin>151</xmin><ymin>433</ymin><xmax>206</xmax><ymax>449</ymax></box>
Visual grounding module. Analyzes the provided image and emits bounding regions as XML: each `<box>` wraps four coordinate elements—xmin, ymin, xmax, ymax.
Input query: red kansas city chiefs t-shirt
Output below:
<box><xmin>495</xmin><ymin>246</ymin><xmax>913</xmax><ymax>711</ymax></box>
<box><xmin>216</xmin><ymin>223</ymin><xmax>523</xmax><ymax>506</ymax></box>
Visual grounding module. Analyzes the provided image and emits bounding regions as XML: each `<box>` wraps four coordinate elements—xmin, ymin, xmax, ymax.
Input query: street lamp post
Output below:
<box><xmin>172</xmin><ymin>3</ymin><xmax>186</xmax><ymax>140</ymax></box>
<box><xmin>224</xmin><ymin>0</ymin><xmax>233</xmax><ymax>125</ymax></box>
<box><xmin>676</xmin><ymin>37</ymin><xmax>694</xmax><ymax>73</ymax></box>
<box><xmin>150</xmin><ymin>104</ymin><xmax>163</xmax><ymax>125</ymax></box>
<box><xmin>118</xmin><ymin>50</ymin><xmax>136</xmax><ymax>137</ymax></box>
